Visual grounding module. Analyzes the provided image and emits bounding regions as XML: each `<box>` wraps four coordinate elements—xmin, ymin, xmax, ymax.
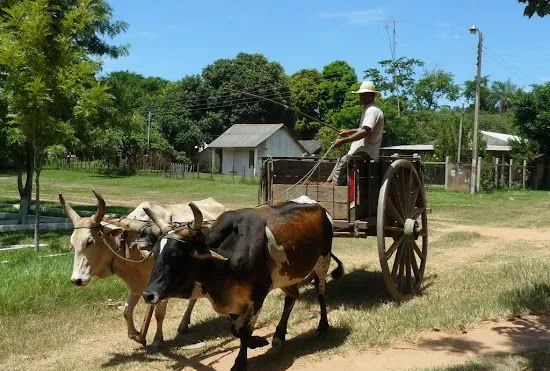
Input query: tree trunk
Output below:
<box><xmin>17</xmin><ymin>144</ymin><xmax>33</xmax><ymax>224</ymax></box>
<box><xmin>34</xmin><ymin>169</ymin><xmax>41</xmax><ymax>251</ymax></box>
<box><xmin>33</xmin><ymin>150</ymin><xmax>43</xmax><ymax>252</ymax></box>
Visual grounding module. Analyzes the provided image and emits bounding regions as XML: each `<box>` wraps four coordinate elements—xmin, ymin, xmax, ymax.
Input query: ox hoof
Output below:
<box><xmin>248</xmin><ymin>336</ymin><xmax>269</xmax><ymax>349</ymax></box>
<box><xmin>271</xmin><ymin>336</ymin><xmax>284</xmax><ymax>349</ymax></box>
<box><xmin>177</xmin><ymin>324</ymin><xmax>190</xmax><ymax>335</ymax></box>
<box><xmin>129</xmin><ymin>333</ymin><xmax>142</xmax><ymax>343</ymax></box>
<box><xmin>150</xmin><ymin>340</ymin><xmax>164</xmax><ymax>349</ymax></box>
<box><xmin>315</xmin><ymin>324</ymin><xmax>329</xmax><ymax>334</ymax></box>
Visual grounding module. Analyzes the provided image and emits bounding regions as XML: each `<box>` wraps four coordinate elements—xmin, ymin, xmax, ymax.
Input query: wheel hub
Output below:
<box><xmin>403</xmin><ymin>218</ymin><xmax>419</xmax><ymax>240</ymax></box>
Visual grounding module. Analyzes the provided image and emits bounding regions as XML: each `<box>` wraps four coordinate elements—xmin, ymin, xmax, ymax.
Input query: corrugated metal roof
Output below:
<box><xmin>298</xmin><ymin>140</ymin><xmax>322</xmax><ymax>154</ymax></box>
<box><xmin>480</xmin><ymin>130</ymin><xmax>521</xmax><ymax>143</ymax></box>
<box><xmin>381</xmin><ymin>144</ymin><xmax>434</xmax><ymax>151</ymax></box>
<box><xmin>208</xmin><ymin>124</ymin><xmax>285</xmax><ymax>148</ymax></box>
<box><xmin>487</xmin><ymin>145</ymin><xmax>511</xmax><ymax>152</ymax></box>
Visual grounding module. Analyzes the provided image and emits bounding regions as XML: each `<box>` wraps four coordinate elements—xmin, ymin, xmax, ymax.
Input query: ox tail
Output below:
<box><xmin>330</xmin><ymin>252</ymin><xmax>344</xmax><ymax>280</ymax></box>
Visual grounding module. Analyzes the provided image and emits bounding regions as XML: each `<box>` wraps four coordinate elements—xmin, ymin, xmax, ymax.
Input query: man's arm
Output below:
<box><xmin>332</xmin><ymin>127</ymin><xmax>371</xmax><ymax>148</ymax></box>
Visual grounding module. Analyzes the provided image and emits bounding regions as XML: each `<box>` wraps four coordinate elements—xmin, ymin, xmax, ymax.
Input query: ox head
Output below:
<box><xmin>60</xmin><ymin>191</ymin><xmax>124</xmax><ymax>286</ymax></box>
<box><xmin>142</xmin><ymin>202</ymin><xmax>226</xmax><ymax>304</ymax></box>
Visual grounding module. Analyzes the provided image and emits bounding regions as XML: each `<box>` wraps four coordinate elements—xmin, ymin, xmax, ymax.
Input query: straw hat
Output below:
<box><xmin>352</xmin><ymin>81</ymin><xmax>381</xmax><ymax>98</ymax></box>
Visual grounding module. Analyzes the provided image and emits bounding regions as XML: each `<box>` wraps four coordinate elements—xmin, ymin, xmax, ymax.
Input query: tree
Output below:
<box><xmin>463</xmin><ymin>76</ymin><xmax>497</xmax><ymax>111</ymax></box>
<box><xmin>288</xmin><ymin>69</ymin><xmax>323</xmax><ymax>139</ymax></box>
<box><xmin>201</xmin><ymin>53</ymin><xmax>292</xmax><ymax>134</ymax></box>
<box><xmin>490</xmin><ymin>79</ymin><xmax>520</xmax><ymax>113</ymax></box>
<box><xmin>519</xmin><ymin>0</ymin><xmax>550</xmax><ymax>17</ymax></box>
<box><xmin>318</xmin><ymin>61</ymin><xmax>357</xmax><ymax>117</ymax></box>
<box><xmin>0</xmin><ymin>0</ymin><xmax>116</xmax><ymax>249</ymax></box>
<box><xmin>513</xmin><ymin>82</ymin><xmax>550</xmax><ymax>158</ymax></box>
<box><xmin>364</xmin><ymin>57</ymin><xmax>424</xmax><ymax>109</ymax></box>
<box><xmin>0</xmin><ymin>0</ymin><xmax>126</xmax><ymax>225</ymax></box>
<box><xmin>414</xmin><ymin>70</ymin><xmax>460</xmax><ymax>110</ymax></box>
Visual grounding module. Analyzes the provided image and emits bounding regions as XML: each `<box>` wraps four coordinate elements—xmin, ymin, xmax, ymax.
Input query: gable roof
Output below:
<box><xmin>480</xmin><ymin>130</ymin><xmax>521</xmax><ymax>145</ymax></box>
<box><xmin>208</xmin><ymin>124</ymin><xmax>286</xmax><ymax>148</ymax></box>
<box><xmin>298</xmin><ymin>140</ymin><xmax>322</xmax><ymax>155</ymax></box>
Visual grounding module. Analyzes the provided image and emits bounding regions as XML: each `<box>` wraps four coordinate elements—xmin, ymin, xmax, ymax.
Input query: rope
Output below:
<box><xmin>259</xmin><ymin>142</ymin><xmax>337</xmax><ymax>206</ymax></box>
<box><xmin>101</xmin><ymin>234</ymin><xmax>153</xmax><ymax>264</ymax></box>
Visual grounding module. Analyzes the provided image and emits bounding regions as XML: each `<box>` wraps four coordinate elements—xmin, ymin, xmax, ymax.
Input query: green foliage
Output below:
<box><xmin>288</xmin><ymin>68</ymin><xmax>323</xmax><ymax>138</ymax></box>
<box><xmin>414</xmin><ymin>69</ymin><xmax>460</xmax><ymax>109</ymax></box>
<box><xmin>519</xmin><ymin>0</ymin><xmax>550</xmax><ymax>17</ymax></box>
<box><xmin>513</xmin><ymin>82</ymin><xmax>550</xmax><ymax>159</ymax></box>
<box><xmin>363</xmin><ymin>57</ymin><xmax>424</xmax><ymax>104</ymax></box>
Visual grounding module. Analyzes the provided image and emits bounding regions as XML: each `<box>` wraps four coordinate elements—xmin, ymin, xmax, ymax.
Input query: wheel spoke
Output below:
<box><xmin>411</xmin><ymin>205</ymin><xmax>426</xmax><ymax>220</ymax></box>
<box><xmin>384</xmin><ymin>225</ymin><xmax>403</xmax><ymax>233</ymax></box>
<box><xmin>410</xmin><ymin>183</ymin><xmax>420</xmax><ymax>214</ymax></box>
<box><xmin>390</xmin><ymin>177</ymin><xmax>406</xmax><ymax>220</ymax></box>
<box><xmin>411</xmin><ymin>241</ymin><xmax>425</xmax><ymax>262</ymax></box>
<box><xmin>385</xmin><ymin>235</ymin><xmax>404</xmax><ymax>260</ymax></box>
<box><xmin>391</xmin><ymin>242</ymin><xmax>404</xmax><ymax>276</ymax></box>
<box><xmin>397</xmin><ymin>240</ymin><xmax>407</xmax><ymax>291</ymax></box>
<box><xmin>410</xmin><ymin>247</ymin><xmax>421</xmax><ymax>281</ymax></box>
<box><xmin>405</xmin><ymin>243</ymin><xmax>412</xmax><ymax>293</ymax></box>
<box><xmin>386</xmin><ymin>197</ymin><xmax>404</xmax><ymax>225</ymax></box>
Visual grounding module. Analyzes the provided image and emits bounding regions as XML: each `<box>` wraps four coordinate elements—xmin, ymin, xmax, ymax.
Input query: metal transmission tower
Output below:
<box><xmin>383</xmin><ymin>20</ymin><xmax>401</xmax><ymax>115</ymax></box>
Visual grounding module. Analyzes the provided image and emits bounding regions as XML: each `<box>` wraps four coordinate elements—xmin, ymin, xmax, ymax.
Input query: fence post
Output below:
<box><xmin>522</xmin><ymin>159</ymin><xmax>527</xmax><ymax>189</ymax></box>
<box><xmin>444</xmin><ymin>156</ymin><xmax>449</xmax><ymax>190</ymax></box>
<box><xmin>477</xmin><ymin>157</ymin><xmax>482</xmax><ymax>192</ymax></box>
<box><xmin>509</xmin><ymin>159</ymin><xmax>513</xmax><ymax>188</ymax></box>
<box><xmin>494</xmin><ymin>158</ymin><xmax>499</xmax><ymax>187</ymax></box>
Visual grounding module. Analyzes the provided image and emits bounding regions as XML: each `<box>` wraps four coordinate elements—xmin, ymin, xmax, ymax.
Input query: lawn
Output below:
<box><xmin>1</xmin><ymin>169</ymin><xmax>550</xmax><ymax>369</ymax></box>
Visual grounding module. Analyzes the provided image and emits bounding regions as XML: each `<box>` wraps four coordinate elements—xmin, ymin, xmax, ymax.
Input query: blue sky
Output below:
<box><xmin>102</xmin><ymin>0</ymin><xmax>549</xmax><ymax>90</ymax></box>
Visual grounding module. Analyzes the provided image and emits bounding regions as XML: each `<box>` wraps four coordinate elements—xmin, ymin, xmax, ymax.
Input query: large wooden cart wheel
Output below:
<box><xmin>377</xmin><ymin>159</ymin><xmax>428</xmax><ymax>301</ymax></box>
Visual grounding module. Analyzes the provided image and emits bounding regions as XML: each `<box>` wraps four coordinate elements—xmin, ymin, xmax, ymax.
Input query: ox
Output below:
<box><xmin>59</xmin><ymin>191</ymin><xmax>227</xmax><ymax>346</ymax></box>
<box><xmin>142</xmin><ymin>197</ymin><xmax>343</xmax><ymax>370</ymax></box>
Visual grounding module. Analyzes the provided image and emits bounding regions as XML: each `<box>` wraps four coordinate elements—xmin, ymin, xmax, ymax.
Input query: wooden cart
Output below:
<box><xmin>259</xmin><ymin>154</ymin><xmax>428</xmax><ymax>301</ymax></box>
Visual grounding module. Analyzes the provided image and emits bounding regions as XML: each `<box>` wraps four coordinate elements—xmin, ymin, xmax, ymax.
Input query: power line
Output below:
<box><xmin>482</xmin><ymin>46</ymin><xmax>538</xmax><ymax>85</ymax></box>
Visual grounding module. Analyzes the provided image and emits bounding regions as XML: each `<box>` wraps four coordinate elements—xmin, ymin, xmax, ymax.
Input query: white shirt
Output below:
<box><xmin>347</xmin><ymin>102</ymin><xmax>384</xmax><ymax>161</ymax></box>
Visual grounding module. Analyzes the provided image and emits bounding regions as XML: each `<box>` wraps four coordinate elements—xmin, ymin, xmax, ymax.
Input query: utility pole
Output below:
<box><xmin>147</xmin><ymin>111</ymin><xmax>151</xmax><ymax>168</ymax></box>
<box><xmin>469</xmin><ymin>25</ymin><xmax>483</xmax><ymax>194</ymax></box>
<box><xmin>457</xmin><ymin>103</ymin><xmax>464</xmax><ymax>163</ymax></box>
<box><xmin>384</xmin><ymin>20</ymin><xmax>401</xmax><ymax>115</ymax></box>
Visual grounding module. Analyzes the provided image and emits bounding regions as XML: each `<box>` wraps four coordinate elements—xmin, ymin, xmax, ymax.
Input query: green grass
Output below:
<box><xmin>0</xmin><ymin>169</ymin><xmax>260</xmax><ymax>210</ymax></box>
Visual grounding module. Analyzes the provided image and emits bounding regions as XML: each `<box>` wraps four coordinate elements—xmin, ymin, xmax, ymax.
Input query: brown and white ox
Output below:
<box><xmin>59</xmin><ymin>191</ymin><xmax>227</xmax><ymax>346</ymax></box>
<box><xmin>142</xmin><ymin>196</ymin><xmax>343</xmax><ymax>370</ymax></box>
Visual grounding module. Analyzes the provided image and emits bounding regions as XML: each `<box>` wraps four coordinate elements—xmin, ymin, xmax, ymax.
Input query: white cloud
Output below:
<box><xmin>318</xmin><ymin>9</ymin><xmax>385</xmax><ymax>25</ymax></box>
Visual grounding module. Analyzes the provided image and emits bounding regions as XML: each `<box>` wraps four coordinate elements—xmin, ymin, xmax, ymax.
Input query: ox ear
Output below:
<box><xmin>100</xmin><ymin>222</ymin><xmax>124</xmax><ymax>238</ymax></box>
<box><xmin>192</xmin><ymin>248</ymin><xmax>228</xmax><ymax>261</ymax></box>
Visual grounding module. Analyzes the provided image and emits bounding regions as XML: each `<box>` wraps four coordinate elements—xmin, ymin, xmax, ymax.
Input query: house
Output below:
<box><xmin>298</xmin><ymin>140</ymin><xmax>322</xmax><ymax>156</ymax></box>
<box><xmin>207</xmin><ymin>124</ymin><xmax>307</xmax><ymax>176</ymax></box>
<box><xmin>380</xmin><ymin>131</ymin><xmax>522</xmax><ymax>162</ymax></box>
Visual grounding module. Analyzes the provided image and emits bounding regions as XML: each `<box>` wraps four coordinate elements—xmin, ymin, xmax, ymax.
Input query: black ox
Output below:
<box><xmin>142</xmin><ymin>198</ymin><xmax>343</xmax><ymax>370</ymax></box>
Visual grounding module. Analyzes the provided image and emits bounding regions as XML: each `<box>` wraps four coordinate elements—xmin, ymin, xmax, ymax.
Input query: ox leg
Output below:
<box><xmin>124</xmin><ymin>292</ymin><xmax>141</xmax><ymax>342</ymax></box>
<box><xmin>177</xmin><ymin>298</ymin><xmax>197</xmax><ymax>334</ymax></box>
<box><xmin>151</xmin><ymin>300</ymin><xmax>168</xmax><ymax>347</ymax></box>
<box><xmin>229</xmin><ymin>295</ymin><xmax>268</xmax><ymax>371</ymax></box>
<box><xmin>313</xmin><ymin>255</ymin><xmax>331</xmax><ymax>333</ymax></box>
<box><xmin>272</xmin><ymin>284</ymin><xmax>299</xmax><ymax>348</ymax></box>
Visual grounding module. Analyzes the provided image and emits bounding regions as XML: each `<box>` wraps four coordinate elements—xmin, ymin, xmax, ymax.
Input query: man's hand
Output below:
<box><xmin>331</xmin><ymin>137</ymin><xmax>346</xmax><ymax>148</ymax></box>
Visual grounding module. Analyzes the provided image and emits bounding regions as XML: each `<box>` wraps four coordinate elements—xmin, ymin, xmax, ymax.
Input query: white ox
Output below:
<box><xmin>59</xmin><ymin>191</ymin><xmax>227</xmax><ymax>346</ymax></box>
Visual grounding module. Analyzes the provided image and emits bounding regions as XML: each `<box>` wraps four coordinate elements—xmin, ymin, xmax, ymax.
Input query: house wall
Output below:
<box><xmin>221</xmin><ymin>148</ymin><xmax>254</xmax><ymax>176</ymax></box>
<box><xmin>219</xmin><ymin>128</ymin><xmax>306</xmax><ymax>176</ymax></box>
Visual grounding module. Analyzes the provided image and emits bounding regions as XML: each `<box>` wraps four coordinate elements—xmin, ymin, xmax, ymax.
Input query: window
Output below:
<box><xmin>249</xmin><ymin>150</ymin><xmax>254</xmax><ymax>168</ymax></box>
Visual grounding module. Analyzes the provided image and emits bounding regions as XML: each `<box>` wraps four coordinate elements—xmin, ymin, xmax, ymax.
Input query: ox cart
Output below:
<box><xmin>259</xmin><ymin>154</ymin><xmax>428</xmax><ymax>301</ymax></box>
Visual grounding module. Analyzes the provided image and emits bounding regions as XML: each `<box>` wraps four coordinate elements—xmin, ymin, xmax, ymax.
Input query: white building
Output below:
<box><xmin>207</xmin><ymin>123</ymin><xmax>307</xmax><ymax>176</ymax></box>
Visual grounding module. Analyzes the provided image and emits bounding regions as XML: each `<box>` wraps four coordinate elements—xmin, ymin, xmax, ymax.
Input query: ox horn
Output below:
<box><xmin>143</xmin><ymin>207</ymin><xmax>172</xmax><ymax>234</ymax></box>
<box><xmin>91</xmin><ymin>190</ymin><xmax>106</xmax><ymax>224</ymax></box>
<box><xmin>59</xmin><ymin>193</ymin><xmax>81</xmax><ymax>225</ymax></box>
<box><xmin>189</xmin><ymin>202</ymin><xmax>203</xmax><ymax>230</ymax></box>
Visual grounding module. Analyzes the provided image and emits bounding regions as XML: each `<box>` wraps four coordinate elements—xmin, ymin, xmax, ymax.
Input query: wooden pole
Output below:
<box><xmin>509</xmin><ymin>159</ymin><xmax>513</xmax><ymax>188</ymax></box>
<box><xmin>522</xmin><ymin>159</ymin><xmax>527</xmax><ymax>189</ymax></box>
